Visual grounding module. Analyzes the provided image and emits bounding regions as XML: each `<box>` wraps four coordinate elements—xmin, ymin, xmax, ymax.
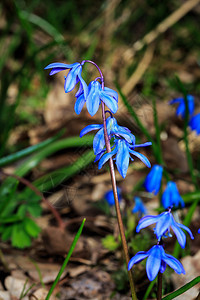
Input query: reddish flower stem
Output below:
<box><xmin>83</xmin><ymin>60</ymin><xmax>137</xmax><ymax>299</ymax></box>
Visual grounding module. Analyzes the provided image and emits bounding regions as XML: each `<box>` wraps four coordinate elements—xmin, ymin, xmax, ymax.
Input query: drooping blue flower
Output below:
<box><xmin>132</xmin><ymin>196</ymin><xmax>147</xmax><ymax>217</ymax></box>
<box><xmin>75</xmin><ymin>80</ymin><xmax>118</xmax><ymax>116</ymax></box>
<box><xmin>80</xmin><ymin>116</ymin><xmax>151</xmax><ymax>178</ymax></box>
<box><xmin>98</xmin><ymin>138</ymin><xmax>151</xmax><ymax>178</ymax></box>
<box><xmin>169</xmin><ymin>95</ymin><xmax>194</xmax><ymax>118</ymax></box>
<box><xmin>104</xmin><ymin>187</ymin><xmax>121</xmax><ymax>206</ymax></box>
<box><xmin>136</xmin><ymin>210</ymin><xmax>194</xmax><ymax>248</ymax></box>
<box><xmin>44</xmin><ymin>62</ymin><xmax>88</xmax><ymax>99</ymax></box>
<box><xmin>189</xmin><ymin>113</ymin><xmax>200</xmax><ymax>135</ymax></box>
<box><xmin>80</xmin><ymin>116</ymin><xmax>136</xmax><ymax>155</ymax></box>
<box><xmin>198</xmin><ymin>228</ymin><xmax>200</xmax><ymax>234</ymax></box>
<box><xmin>128</xmin><ymin>244</ymin><xmax>185</xmax><ymax>281</ymax></box>
<box><xmin>144</xmin><ymin>165</ymin><xmax>163</xmax><ymax>195</ymax></box>
<box><xmin>162</xmin><ymin>181</ymin><xmax>184</xmax><ymax>209</ymax></box>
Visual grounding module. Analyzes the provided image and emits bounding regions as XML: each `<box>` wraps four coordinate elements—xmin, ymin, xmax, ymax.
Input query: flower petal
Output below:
<box><xmin>170</xmin><ymin>223</ymin><xmax>186</xmax><ymax>248</ymax></box>
<box><xmin>177</xmin><ymin>223</ymin><xmax>194</xmax><ymax>240</ymax></box>
<box><xmin>162</xmin><ymin>253</ymin><xmax>185</xmax><ymax>275</ymax></box>
<box><xmin>98</xmin><ymin>147</ymin><xmax>118</xmax><ymax>169</ymax></box>
<box><xmin>100</xmin><ymin>91</ymin><xmax>118</xmax><ymax>114</ymax></box>
<box><xmin>129</xmin><ymin>150</ymin><xmax>151</xmax><ymax>168</ymax></box>
<box><xmin>104</xmin><ymin>87</ymin><xmax>118</xmax><ymax>102</ymax></box>
<box><xmin>146</xmin><ymin>246</ymin><xmax>161</xmax><ymax>281</ymax></box>
<box><xmin>128</xmin><ymin>252</ymin><xmax>149</xmax><ymax>270</ymax></box>
<box><xmin>44</xmin><ymin>62</ymin><xmax>79</xmax><ymax>75</ymax></box>
<box><xmin>93</xmin><ymin>128</ymin><xmax>105</xmax><ymax>155</ymax></box>
<box><xmin>74</xmin><ymin>94</ymin><xmax>86</xmax><ymax>115</ymax></box>
<box><xmin>136</xmin><ymin>215</ymin><xmax>159</xmax><ymax>232</ymax></box>
<box><xmin>115</xmin><ymin>140</ymin><xmax>130</xmax><ymax>178</ymax></box>
<box><xmin>80</xmin><ymin>124</ymin><xmax>102</xmax><ymax>137</ymax></box>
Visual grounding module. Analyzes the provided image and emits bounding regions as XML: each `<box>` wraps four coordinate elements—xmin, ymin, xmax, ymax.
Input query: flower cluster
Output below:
<box><xmin>128</xmin><ymin>208</ymin><xmax>194</xmax><ymax>281</ymax></box>
<box><xmin>144</xmin><ymin>165</ymin><xmax>184</xmax><ymax>209</ymax></box>
<box><xmin>169</xmin><ymin>94</ymin><xmax>200</xmax><ymax>135</ymax></box>
<box><xmin>45</xmin><ymin>61</ymin><xmax>152</xmax><ymax>178</ymax></box>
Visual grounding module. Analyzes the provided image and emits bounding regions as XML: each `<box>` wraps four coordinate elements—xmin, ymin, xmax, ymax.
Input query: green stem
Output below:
<box><xmin>152</xmin><ymin>97</ymin><xmax>163</xmax><ymax>165</ymax></box>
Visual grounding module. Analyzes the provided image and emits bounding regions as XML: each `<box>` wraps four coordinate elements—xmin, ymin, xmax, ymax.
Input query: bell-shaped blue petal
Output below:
<box><xmin>162</xmin><ymin>252</ymin><xmax>185</xmax><ymax>275</ymax></box>
<box><xmin>162</xmin><ymin>181</ymin><xmax>184</xmax><ymax>209</ymax></box>
<box><xmin>100</xmin><ymin>91</ymin><xmax>118</xmax><ymax>114</ymax></box>
<box><xmin>104</xmin><ymin>87</ymin><xmax>118</xmax><ymax>102</ymax></box>
<box><xmin>136</xmin><ymin>215</ymin><xmax>159</xmax><ymax>233</ymax></box>
<box><xmin>129</xmin><ymin>149</ymin><xmax>151</xmax><ymax>168</ymax></box>
<box><xmin>86</xmin><ymin>81</ymin><xmax>101</xmax><ymax>116</ymax></box>
<box><xmin>104</xmin><ymin>187</ymin><xmax>121</xmax><ymax>206</ymax></box>
<box><xmin>169</xmin><ymin>95</ymin><xmax>194</xmax><ymax>118</ymax></box>
<box><xmin>128</xmin><ymin>251</ymin><xmax>149</xmax><ymax>270</ymax></box>
<box><xmin>116</xmin><ymin>140</ymin><xmax>130</xmax><ymax>178</ymax></box>
<box><xmin>144</xmin><ymin>165</ymin><xmax>163</xmax><ymax>195</ymax></box>
<box><xmin>98</xmin><ymin>146</ymin><xmax>118</xmax><ymax>169</ymax></box>
<box><xmin>146</xmin><ymin>245</ymin><xmax>162</xmax><ymax>281</ymax></box>
<box><xmin>74</xmin><ymin>93</ymin><xmax>86</xmax><ymax>115</ymax></box>
<box><xmin>189</xmin><ymin>113</ymin><xmax>200</xmax><ymax>135</ymax></box>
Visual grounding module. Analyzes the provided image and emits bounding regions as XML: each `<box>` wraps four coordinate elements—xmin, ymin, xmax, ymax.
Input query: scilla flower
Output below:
<box><xmin>44</xmin><ymin>62</ymin><xmax>88</xmax><ymax>98</ymax></box>
<box><xmin>169</xmin><ymin>95</ymin><xmax>194</xmax><ymax>118</ymax></box>
<box><xmin>136</xmin><ymin>210</ymin><xmax>194</xmax><ymax>248</ymax></box>
<box><xmin>75</xmin><ymin>80</ymin><xmax>118</xmax><ymax>116</ymax></box>
<box><xmin>144</xmin><ymin>165</ymin><xmax>163</xmax><ymax>195</ymax></box>
<box><xmin>189</xmin><ymin>113</ymin><xmax>200</xmax><ymax>135</ymax></box>
<box><xmin>104</xmin><ymin>187</ymin><xmax>121</xmax><ymax>206</ymax></box>
<box><xmin>128</xmin><ymin>244</ymin><xmax>185</xmax><ymax>281</ymax></box>
<box><xmin>132</xmin><ymin>196</ymin><xmax>147</xmax><ymax>217</ymax></box>
<box><xmin>80</xmin><ymin>116</ymin><xmax>136</xmax><ymax>155</ymax></box>
<box><xmin>162</xmin><ymin>181</ymin><xmax>184</xmax><ymax>209</ymax></box>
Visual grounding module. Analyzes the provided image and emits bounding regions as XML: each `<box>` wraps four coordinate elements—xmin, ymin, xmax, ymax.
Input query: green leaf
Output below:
<box><xmin>162</xmin><ymin>276</ymin><xmax>200</xmax><ymax>300</ymax></box>
<box><xmin>102</xmin><ymin>235</ymin><xmax>119</xmax><ymax>251</ymax></box>
<box><xmin>11</xmin><ymin>224</ymin><xmax>31</xmax><ymax>248</ymax></box>
<box><xmin>24</xmin><ymin>217</ymin><xmax>40</xmax><ymax>238</ymax></box>
<box><xmin>27</xmin><ymin>203</ymin><xmax>42</xmax><ymax>217</ymax></box>
<box><xmin>1</xmin><ymin>226</ymin><xmax>13</xmax><ymax>241</ymax></box>
<box><xmin>17</xmin><ymin>205</ymin><xmax>27</xmax><ymax>218</ymax></box>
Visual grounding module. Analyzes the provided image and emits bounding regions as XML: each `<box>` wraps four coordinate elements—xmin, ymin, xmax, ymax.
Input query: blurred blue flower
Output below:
<box><xmin>128</xmin><ymin>244</ymin><xmax>185</xmax><ymax>281</ymax></box>
<box><xmin>169</xmin><ymin>95</ymin><xmax>194</xmax><ymax>118</ymax></box>
<box><xmin>189</xmin><ymin>113</ymin><xmax>200</xmax><ymax>135</ymax></box>
<box><xmin>136</xmin><ymin>210</ymin><xmax>194</xmax><ymax>248</ymax></box>
<box><xmin>132</xmin><ymin>196</ymin><xmax>147</xmax><ymax>217</ymax></box>
<box><xmin>144</xmin><ymin>165</ymin><xmax>163</xmax><ymax>195</ymax></box>
<box><xmin>44</xmin><ymin>62</ymin><xmax>88</xmax><ymax>99</ymax></box>
<box><xmin>162</xmin><ymin>181</ymin><xmax>184</xmax><ymax>209</ymax></box>
<box><xmin>75</xmin><ymin>81</ymin><xmax>118</xmax><ymax>116</ymax></box>
<box><xmin>104</xmin><ymin>187</ymin><xmax>121</xmax><ymax>206</ymax></box>
<box><xmin>198</xmin><ymin>229</ymin><xmax>200</xmax><ymax>234</ymax></box>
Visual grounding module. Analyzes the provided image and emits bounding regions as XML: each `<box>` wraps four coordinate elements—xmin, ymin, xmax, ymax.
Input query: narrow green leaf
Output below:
<box><xmin>45</xmin><ymin>218</ymin><xmax>86</xmax><ymax>300</ymax></box>
<box><xmin>0</xmin><ymin>130</ymin><xmax>64</xmax><ymax>167</ymax></box>
<box><xmin>162</xmin><ymin>276</ymin><xmax>200</xmax><ymax>300</ymax></box>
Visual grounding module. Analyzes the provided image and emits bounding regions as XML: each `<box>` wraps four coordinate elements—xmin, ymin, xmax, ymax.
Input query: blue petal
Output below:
<box><xmin>74</xmin><ymin>94</ymin><xmax>86</xmax><ymax>115</ymax></box>
<box><xmin>128</xmin><ymin>252</ymin><xmax>149</xmax><ymax>270</ymax></box>
<box><xmin>100</xmin><ymin>91</ymin><xmax>118</xmax><ymax>114</ymax></box>
<box><xmin>93</xmin><ymin>128</ymin><xmax>105</xmax><ymax>155</ymax></box>
<box><xmin>177</xmin><ymin>223</ymin><xmax>194</xmax><ymax>240</ymax></box>
<box><xmin>146</xmin><ymin>245</ymin><xmax>161</xmax><ymax>281</ymax></box>
<box><xmin>170</xmin><ymin>223</ymin><xmax>186</xmax><ymax>248</ymax></box>
<box><xmin>86</xmin><ymin>82</ymin><xmax>100</xmax><ymax>116</ymax></box>
<box><xmin>44</xmin><ymin>62</ymin><xmax>79</xmax><ymax>75</ymax></box>
<box><xmin>80</xmin><ymin>124</ymin><xmax>102</xmax><ymax>137</ymax></box>
<box><xmin>78</xmin><ymin>75</ymin><xmax>88</xmax><ymax>99</ymax></box>
<box><xmin>134</xmin><ymin>142</ymin><xmax>152</xmax><ymax>148</ymax></box>
<box><xmin>162</xmin><ymin>254</ymin><xmax>185</xmax><ymax>275</ymax></box>
<box><xmin>115</xmin><ymin>140</ymin><xmax>130</xmax><ymax>178</ymax></box>
<box><xmin>129</xmin><ymin>149</ymin><xmax>151</xmax><ymax>168</ymax></box>
<box><xmin>116</xmin><ymin>128</ymin><xmax>135</xmax><ymax>144</ymax></box>
<box><xmin>104</xmin><ymin>87</ymin><xmax>118</xmax><ymax>102</ymax></box>
<box><xmin>154</xmin><ymin>212</ymin><xmax>171</xmax><ymax>239</ymax></box>
<box><xmin>136</xmin><ymin>215</ymin><xmax>158</xmax><ymax>232</ymax></box>
<box><xmin>98</xmin><ymin>147</ymin><xmax>118</xmax><ymax>169</ymax></box>
<box><xmin>64</xmin><ymin>65</ymin><xmax>82</xmax><ymax>93</ymax></box>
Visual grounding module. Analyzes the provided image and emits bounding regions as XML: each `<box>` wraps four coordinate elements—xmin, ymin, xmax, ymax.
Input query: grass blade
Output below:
<box><xmin>45</xmin><ymin>218</ymin><xmax>86</xmax><ymax>300</ymax></box>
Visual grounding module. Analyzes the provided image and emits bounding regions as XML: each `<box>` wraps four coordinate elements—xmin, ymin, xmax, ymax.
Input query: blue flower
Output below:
<box><xmin>75</xmin><ymin>81</ymin><xmax>118</xmax><ymax>116</ymax></box>
<box><xmin>80</xmin><ymin>116</ymin><xmax>136</xmax><ymax>155</ymax></box>
<box><xmin>136</xmin><ymin>210</ymin><xmax>194</xmax><ymax>248</ymax></box>
<box><xmin>80</xmin><ymin>116</ymin><xmax>151</xmax><ymax>178</ymax></box>
<box><xmin>128</xmin><ymin>244</ymin><xmax>185</xmax><ymax>281</ymax></box>
<box><xmin>144</xmin><ymin>165</ymin><xmax>163</xmax><ymax>195</ymax></box>
<box><xmin>189</xmin><ymin>113</ymin><xmax>200</xmax><ymax>135</ymax></box>
<box><xmin>104</xmin><ymin>187</ymin><xmax>121</xmax><ymax>206</ymax></box>
<box><xmin>44</xmin><ymin>62</ymin><xmax>88</xmax><ymax>99</ymax></box>
<box><xmin>132</xmin><ymin>196</ymin><xmax>147</xmax><ymax>217</ymax></box>
<box><xmin>98</xmin><ymin>138</ymin><xmax>151</xmax><ymax>178</ymax></box>
<box><xmin>169</xmin><ymin>95</ymin><xmax>194</xmax><ymax>118</ymax></box>
<box><xmin>198</xmin><ymin>229</ymin><xmax>200</xmax><ymax>234</ymax></box>
<box><xmin>162</xmin><ymin>181</ymin><xmax>184</xmax><ymax>209</ymax></box>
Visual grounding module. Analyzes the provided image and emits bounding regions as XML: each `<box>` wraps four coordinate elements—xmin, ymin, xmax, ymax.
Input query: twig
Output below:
<box><xmin>123</xmin><ymin>0</ymin><xmax>200</xmax><ymax>61</ymax></box>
